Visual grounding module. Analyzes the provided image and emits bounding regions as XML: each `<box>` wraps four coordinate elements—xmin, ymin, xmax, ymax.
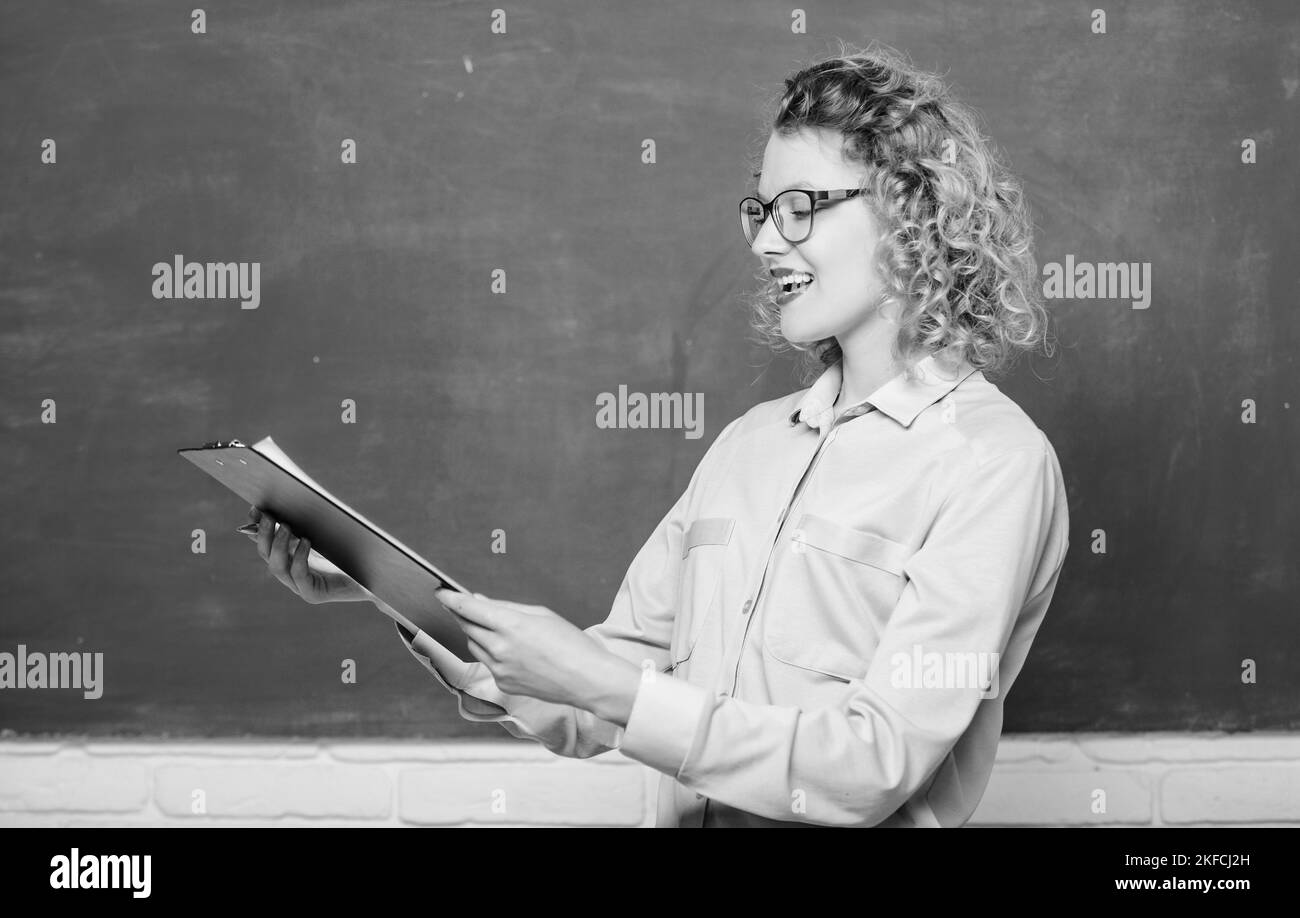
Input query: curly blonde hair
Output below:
<box><xmin>745</xmin><ymin>40</ymin><xmax>1055</xmax><ymax>385</ymax></box>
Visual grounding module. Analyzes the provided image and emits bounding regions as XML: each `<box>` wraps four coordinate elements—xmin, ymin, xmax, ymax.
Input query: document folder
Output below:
<box><xmin>178</xmin><ymin>436</ymin><xmax>471</xmax><ymax>659</ymax></box>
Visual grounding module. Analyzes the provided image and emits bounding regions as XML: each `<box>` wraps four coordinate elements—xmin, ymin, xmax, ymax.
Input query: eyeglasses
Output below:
<box><xmin>738</xmin><ymin>188</ymin><xmax>865</xmax><ymax>246</ymax></box>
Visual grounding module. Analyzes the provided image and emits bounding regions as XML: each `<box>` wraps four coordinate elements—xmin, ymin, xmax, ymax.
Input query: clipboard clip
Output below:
<box><xmin>202</xmin><ymin>439</ymin><xmax>246</xmax><ymax>449</ymax></box>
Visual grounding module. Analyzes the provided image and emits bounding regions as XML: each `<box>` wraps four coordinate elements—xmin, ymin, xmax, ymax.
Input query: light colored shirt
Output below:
<box><xmin>393</xmin><ymin>345</ymin><xmax>1070</xmax><ymax>827</ymax></box>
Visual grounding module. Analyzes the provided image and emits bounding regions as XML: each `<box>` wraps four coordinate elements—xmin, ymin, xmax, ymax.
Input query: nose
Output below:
<box><xmin>749</xmin><ymin>210</ymin><xmax>792</xmax><ymax>259</ymax></box>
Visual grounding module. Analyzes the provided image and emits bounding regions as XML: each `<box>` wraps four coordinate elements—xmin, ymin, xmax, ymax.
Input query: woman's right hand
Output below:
<box><xmin>245</xmin><ymin>506</ymin><xmax>369</xmax><ymax>605</ymax></box>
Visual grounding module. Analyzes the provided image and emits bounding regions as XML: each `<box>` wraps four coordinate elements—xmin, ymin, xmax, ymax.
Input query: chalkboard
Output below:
<box><xmin>1</xmin><ymin>0</ymin><xmax>1296</xmax><ymax>738</ymax></box>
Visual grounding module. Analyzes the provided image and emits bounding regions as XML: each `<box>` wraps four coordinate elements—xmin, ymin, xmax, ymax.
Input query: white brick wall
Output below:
<box><xmin>0</xmin><ymin>733</ymin><xmax>1295</xmax><ymax>827</ymax></box>
<box><xmin>0</xmin><ymin>739</ymin><xmax>655</xmax><ymax>827</ymax></box>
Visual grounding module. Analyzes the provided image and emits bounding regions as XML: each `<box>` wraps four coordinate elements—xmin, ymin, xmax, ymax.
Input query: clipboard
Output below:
<box><xmin>178</xmin><ymin>436</ymin><xmax>471</xmax><ymax>659</ymax></box>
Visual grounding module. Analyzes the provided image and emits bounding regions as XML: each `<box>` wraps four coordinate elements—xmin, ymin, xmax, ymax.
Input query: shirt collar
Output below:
<box><xmin>788</xmin><ymin>346</ymin><xmax>980</xmax><ymax>432</ymax></box>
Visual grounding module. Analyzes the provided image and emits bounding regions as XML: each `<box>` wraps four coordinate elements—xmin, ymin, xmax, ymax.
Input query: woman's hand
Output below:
<box><xmin>244</xmin><ymin>506</ymin><xmax>369</xmax><ymax>605</ymax></box>
<box><xmin>435</xmin><ymin>589</ymin><xmax>642</xmax><ymax>724</ymax></box>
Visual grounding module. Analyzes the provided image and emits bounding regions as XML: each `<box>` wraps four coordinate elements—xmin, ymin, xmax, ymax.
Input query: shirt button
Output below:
<box><xmin>741</xmin><ymin>600</ymin><xmax>753</xmax><ymax>614</ymax></box>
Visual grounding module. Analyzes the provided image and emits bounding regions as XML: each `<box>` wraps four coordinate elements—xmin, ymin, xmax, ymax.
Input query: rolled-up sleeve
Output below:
<box><xmin>617</xmin><ymin>444</ymin><xmax>1066</xmax><ymax>825</ymax></box>
<box><xmin>393</xmin><ymin>416</ymin><xmax>744</xmax><ymax>758</ymax></box>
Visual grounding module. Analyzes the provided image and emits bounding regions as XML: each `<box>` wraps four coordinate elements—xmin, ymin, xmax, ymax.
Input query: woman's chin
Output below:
<box><xmin>780</xmin><ymin>310</ymin><xmax>834</xmax><ymax>346</ymax></box>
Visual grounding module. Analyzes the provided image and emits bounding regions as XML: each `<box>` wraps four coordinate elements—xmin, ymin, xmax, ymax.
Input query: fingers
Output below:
<box><xmin>255</xmin><ymin>510</ymin><xmax>277</xmax><ymax>560</ymax></box>
<box><xmin>252</xmin><ymin>509</ymin><xmax>290</xmax><ymax>571</ymax></box>
<box><xmin>288</xmin><ymin>535</ymin><xmax>314</xmax><ymax>597</ymax></box>
<box><xmin>435</xmin><ymin>590</ymin><xmax>499</xmax><ymax>629</ymax></box>
<box><xmin>488</xmin><ymin>597</ymin><xmax>539</xmax><ymax>614</ymax></box>
<box><xmin>465</xmin><ymin>637</ymin><xmax>490</xmax><ymax>664</ymax></box>
<box><xmin>264</xmin><ymin>517</ymin><xmax>298</xmax><ymax>592</ymax></box>
<box><xmin>460</xmin><ymin>590</ymin><xmax>540</xmax><ymax>616</ymax></box>
<box><xmin>246</xmin><ymin>507</ymin><xmax>312</xmax><ymax>599</ymax></box>
<box><xmin>438</xmin><ymin>594</ymin><xmax>499</xmax><ymax>648</ymax></box>
<box><xmin>267</xmin><ymin>518</ymin><xmax>292</xmax><ymax>569</ymax></box>
<box><xmin>239</xmin><ymin>507</ymin><xmax>261</xmax><ymax>539</ymax></box>
<box><xmin>445</xmin><ymin>609</ymin><xmax>496</xmax><ymax>648</ymax></box>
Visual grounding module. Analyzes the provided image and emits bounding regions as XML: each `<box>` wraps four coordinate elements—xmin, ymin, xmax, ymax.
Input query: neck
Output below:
<box><xmin>833</xmin><ymin>325</ymin><xmax>907</xmax><ymax>410</ymax></box>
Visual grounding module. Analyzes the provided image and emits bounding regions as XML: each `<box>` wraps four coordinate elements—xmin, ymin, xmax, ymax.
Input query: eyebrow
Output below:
<box><xmin>752</xmin><ymin>174</ymin><xmax>815</xmax><ymax>198</ymax></box>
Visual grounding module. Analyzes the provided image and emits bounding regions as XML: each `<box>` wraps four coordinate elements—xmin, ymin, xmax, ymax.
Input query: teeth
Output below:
<box><xmin>778</xmin><ymin>272</ymin><xmax>814</xmax><ymax>293</ymax></box>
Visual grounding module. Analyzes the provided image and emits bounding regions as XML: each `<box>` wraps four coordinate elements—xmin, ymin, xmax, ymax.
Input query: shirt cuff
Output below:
<box><xmin>618</xmin><ymin>672</ymin><xmax>710</xmax><ymax>778</ymax></box>
<box><xmin>393</xmin><ymin>621</ymin><xmax>509</xmax><ymax>719</ymax></box>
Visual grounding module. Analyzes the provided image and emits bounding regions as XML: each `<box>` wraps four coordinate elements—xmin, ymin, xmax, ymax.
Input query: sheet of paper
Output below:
<box><xmin>252</xmin><ymin>436</ymin><xmax>331</xmax><ymax>499</ymax></box>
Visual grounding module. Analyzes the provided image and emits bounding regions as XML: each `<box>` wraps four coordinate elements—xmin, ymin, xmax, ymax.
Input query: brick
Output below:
<box><xmin>1079</xmin><ymin>733</ymin><xmax>1300</xmax><ymax>764</ymax></box>
<box><xmin>1162</xmin><ymin>765</ymin><xmax>1300</xmax><ymax>824</ymax></box>
<box><xmin>399</xmin><ymin>761</ymin><xmax>643</xmax><ymax>825</ymax></box>
<box><xmin>0</xmin><ymin>753</ymin><xmax>149</xmax><ymax>813</ymax></box>
<box><xmin>970</xmin><ymin>767</ymin><xmax>1153</xmax><ymax>825</ymax></box>
<box><xmin>154</xmin><ymin>763</ymin><xmax>390</xmax><ymax>819</ymax></box>
<box><xmin>0</xmin><ymin>813</ymin><xmax>77</xmax><ymax>827</ymax></box>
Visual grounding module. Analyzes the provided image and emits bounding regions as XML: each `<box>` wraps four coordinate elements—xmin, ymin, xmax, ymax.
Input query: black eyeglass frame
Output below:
<box><xmin>738</xmin><ymin>188</ymin><xmax>866</xmax><ymax>245</ymax></box>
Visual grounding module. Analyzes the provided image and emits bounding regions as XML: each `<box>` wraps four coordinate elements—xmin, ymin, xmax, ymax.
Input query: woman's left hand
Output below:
<box><xmin>434</xmin><ymin>588</ymin><xmax>616</xmax><ymax>708</ymax></box>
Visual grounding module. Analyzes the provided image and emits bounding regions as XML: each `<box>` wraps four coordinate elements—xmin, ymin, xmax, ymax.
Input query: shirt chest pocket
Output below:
<box><xmin>763</xmin><ymin>513</ymin><xmax>911</xmax><ymax>682</ymax></box>
<box><xmin>670</xmin><ymin>517</ymin><xmax>734</xmax><ymax>666</ymax></box>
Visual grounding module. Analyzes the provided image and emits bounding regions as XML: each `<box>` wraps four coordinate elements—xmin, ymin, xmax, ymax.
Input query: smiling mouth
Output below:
<box><xmin>776</xmin><ymin>274</ymin><xmax>814</xmax><ymax>301</ymax></box>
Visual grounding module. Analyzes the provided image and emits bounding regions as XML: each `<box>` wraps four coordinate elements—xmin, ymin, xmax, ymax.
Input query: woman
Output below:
<box><xmin>248</xmin><ymin>41</ymin><xmax>1069</xmax><ymax>827</ymax></box>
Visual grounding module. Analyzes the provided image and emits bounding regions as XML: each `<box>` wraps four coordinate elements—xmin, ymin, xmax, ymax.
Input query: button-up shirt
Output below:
<box><xmin>393</xmin><ymin>345</ymin><xmax>1070</xmax><ymax>827</ymax></box>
